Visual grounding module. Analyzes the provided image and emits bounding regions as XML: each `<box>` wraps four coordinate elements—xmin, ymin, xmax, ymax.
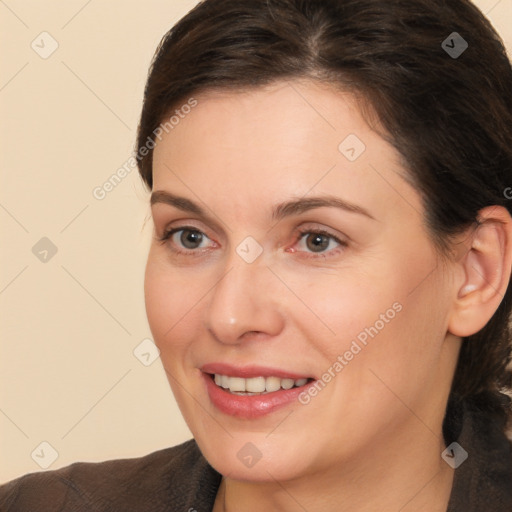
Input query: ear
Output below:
<box><xmin>448</xmin><ymin>206</ymin><xmax>512</xmax><ymax>338</ymax></box>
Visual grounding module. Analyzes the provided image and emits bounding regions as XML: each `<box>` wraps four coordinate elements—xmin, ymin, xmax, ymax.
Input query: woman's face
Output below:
<box><xmin>145</xmin><ymin>80</ymin><xmax>461</xmax><ymax>481</ymax></box>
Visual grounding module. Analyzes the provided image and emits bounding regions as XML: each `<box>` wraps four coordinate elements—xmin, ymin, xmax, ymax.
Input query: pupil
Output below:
<box><xmin>181</xmin><ymin>229</ymin><xmax>203</xmax><ymax>249</ymax></box>
<box><xmin>307</xmin><ymin>234</ymin><xmax>329</xmax><ymax>252</ymax></box>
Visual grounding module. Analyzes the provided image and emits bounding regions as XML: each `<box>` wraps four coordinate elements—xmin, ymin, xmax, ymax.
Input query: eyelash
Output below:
<box><xmin>294</xmin><ymin>228</ymin><xmax>347</xmax><ymax>257</ymax></box>
<box><xmin>157</xmin><ymin>226</ymin><xmax>213</xmax><ymax>257</ymax></box>
<box><xmin>157</xmin><ymin>226</ymin><xmax>347</xmax><ymax>258</ymax></box>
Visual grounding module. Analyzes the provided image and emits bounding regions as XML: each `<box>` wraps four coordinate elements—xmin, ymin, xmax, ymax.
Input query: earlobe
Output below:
<box><xmin>448</xmin><ymin>206</ymin><xmax>512</xmax><ymax>338</ymax></box>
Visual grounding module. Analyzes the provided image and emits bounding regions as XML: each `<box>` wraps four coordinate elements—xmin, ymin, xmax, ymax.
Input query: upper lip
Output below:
<box><xmin>201</xmin><ymin>362</ymin><xmax>313</xmax><ymax>380</ymax></box>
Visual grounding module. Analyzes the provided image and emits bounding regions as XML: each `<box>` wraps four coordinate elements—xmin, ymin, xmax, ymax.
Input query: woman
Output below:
<box><xmin>2</xmin><ymin>0</ymin><xmax>511</xmax><ymax>510</ymax></box>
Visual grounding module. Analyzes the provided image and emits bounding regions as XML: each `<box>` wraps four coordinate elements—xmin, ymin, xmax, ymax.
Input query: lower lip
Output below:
<box><xmin>203</xmin><ymin>373</ymin><xmax>315</xmax><ymax>419</ymax></box>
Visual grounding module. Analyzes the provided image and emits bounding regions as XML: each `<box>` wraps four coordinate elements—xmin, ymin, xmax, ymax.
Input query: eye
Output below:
<box><xmin>295</xmin><ymin>230</ymin><xmax>345</xmax><ymax>254</ymax></box>
<box><xmin>159</xmin><ymin>227</ymin><xmax>215</xmax><ymax>251</ymax></box>
<box><xmin>175</xmin><ymin>228</ymin><xmax>206</xmax><ymax>249</ymax></box>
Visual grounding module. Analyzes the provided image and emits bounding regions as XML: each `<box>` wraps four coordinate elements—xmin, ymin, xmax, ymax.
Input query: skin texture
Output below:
<box><xmin>145</xmin><ymin>80</ymin><xmax>512</xmax><ymax>512</ymax></box>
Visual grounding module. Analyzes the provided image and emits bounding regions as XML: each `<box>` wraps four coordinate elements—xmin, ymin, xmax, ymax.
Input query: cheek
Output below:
<box><xmin>332</xmin><ymin>274</ymin><xmax>450</xmax><ymax>420</ymax></box>
<box><xmin>282</xmin><ymin>265</ymin><xmax>404</xmax><ymax>358</ymax></box>
<box><xmin>144</xmin><ymin>254</ymin><xmax>204</xmax><ymax>356</ymax></box>
<box><xmin>290</xmin><ymin>247</ymin><xmax>446</xmax><ymax>389</ymax></box>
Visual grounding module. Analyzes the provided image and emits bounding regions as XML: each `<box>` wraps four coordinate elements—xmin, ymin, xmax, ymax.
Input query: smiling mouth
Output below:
<box><xmin>209</xmin><ymin>373</ymin><xmax>314</xmax><ymax>395</ymax></box>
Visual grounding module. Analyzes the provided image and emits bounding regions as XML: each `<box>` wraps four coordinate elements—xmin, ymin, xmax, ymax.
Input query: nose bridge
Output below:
<box><xmin>203</xmin><ymin>251</ymin><xmax>283</xmax><ymax>344</ymax></box>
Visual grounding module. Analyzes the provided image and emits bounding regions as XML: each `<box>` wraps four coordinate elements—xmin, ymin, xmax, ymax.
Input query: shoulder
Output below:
<box><xmin>446</xmin><ymin>394</ymin><xmax>512</xmax><ymax>512</ymax></box>
<box><xmin>0</xmin><ymin>439</ymin><xmax>221</xmax><ymax>512</ymax></box>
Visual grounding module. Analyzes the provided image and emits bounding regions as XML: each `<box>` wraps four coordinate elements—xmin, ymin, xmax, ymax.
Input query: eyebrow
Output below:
<box><xmin>150</xmin><ymin>191</ymin><xmax>375</xmax><ymax>221</ymax></box>
<box><xmin>272</xmin><ymin>196</ymin><xmax>375</xmax><ymax>221</ymax></box>
<box><xmin>151</xmin><ymin>191</ymin><xmax>204</xmax><ymax>215</ymax></box>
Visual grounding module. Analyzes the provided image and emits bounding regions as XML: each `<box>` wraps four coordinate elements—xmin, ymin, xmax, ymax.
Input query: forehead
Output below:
<box><xmin>153</xmin><ymin>80</ymin><xmax>371</xmax><ymax>168</ymax></box>
<box><xmin>151</xmin><ymin>80</ymin><xmax>421</xmax><ymax>223</ymax></box>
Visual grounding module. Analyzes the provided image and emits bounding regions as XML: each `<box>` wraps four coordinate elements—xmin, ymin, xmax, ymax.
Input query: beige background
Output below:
<box><xmin>1</xmin><ymin>0</ymin><xmax>511</xmax><ymax>483</ymax></box>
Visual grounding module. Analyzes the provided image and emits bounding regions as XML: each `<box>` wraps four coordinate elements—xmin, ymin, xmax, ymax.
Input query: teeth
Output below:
<box><xmin>265</xmin><ymin>376</ymin><xmax>281</xmax><ymax>392</ymax></box>
<box><xmin>246</xmin><ymin>376</ymin><xmax>266</xmax><ymax>392</ymax></box>
<box><xmin>281</xmin><ymin>378</ymin><xmax>294</xmax><ymax>390</ymax></box>
<box><xmin>214</xmin><ymin>374</ymin><xmax>310</xmax><ymax>394</ymax></box>
<box><xmin>228</xmin><ymin>377</ymin><xmax>246</xmax><ymax>393</ymax></box>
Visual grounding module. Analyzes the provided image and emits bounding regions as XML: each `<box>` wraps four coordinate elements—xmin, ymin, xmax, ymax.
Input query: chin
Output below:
<box><xmin>194</xmin><ymin>432</ymin><xmax>315</xmax><ymax>482</ymax></box>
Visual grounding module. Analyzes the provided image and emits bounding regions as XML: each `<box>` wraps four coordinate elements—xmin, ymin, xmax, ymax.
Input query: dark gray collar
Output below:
<box><xmin>445</xmin><ymin>394</ymin><xmax>512</xmax><ymax>511</ymax></box>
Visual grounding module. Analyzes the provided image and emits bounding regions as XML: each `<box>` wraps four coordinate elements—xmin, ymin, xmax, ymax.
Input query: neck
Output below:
<box><xmin>214</xmin><ymin>417</ymin><xmax>455</xmax><ymax>512</ymax></box>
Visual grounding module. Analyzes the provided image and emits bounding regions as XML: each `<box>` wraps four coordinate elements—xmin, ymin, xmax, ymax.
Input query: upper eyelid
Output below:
<box><xmin>164</xmin><ymin>225</ymin><xmax>343</xmax><ymax>239</ymax></box>
<box><xmin>161</xmin><ymin>221</ymin><xmax>215</xmax><ymax>238</ymax></box>
<box><xmin>165</xmin><ymin>226</ymin><xmax>214</xmax><ymax>243</ymax></box>
<box><xmin>151</xmin><ymin>202</ymin><xmax>230</xmax><ymax>238</ymax></box>
<box><xmin>162</xmin><ymin>223</ymin><xmax>346</xmax><ymax>240</ymax></box>
<box><xmin>295</xmin><ymin>225</ymin><xmax>348</xmax><ymax>244</ymax></box>
<box><xmin>297</xmin><ymin>227</ymin><xmax>342</xmax><ymax>240</ymax></box>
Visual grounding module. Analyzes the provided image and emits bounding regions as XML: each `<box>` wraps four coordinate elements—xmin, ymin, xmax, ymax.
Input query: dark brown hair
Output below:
<box><xmin>136</xmin><ymin>0</ymin><xmax>512</xmax><ymax>422</ymax></box>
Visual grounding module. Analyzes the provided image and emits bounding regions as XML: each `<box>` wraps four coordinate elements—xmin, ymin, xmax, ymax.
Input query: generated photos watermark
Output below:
<box><xmin>92</xmin><ymin>97</ymin><xmax>198</xmax><ymax>201</ymax></box>
<box><xmin>298</xmin><ymin>301</ymin><xmax>403</xmax><ymax>405</ymax></box>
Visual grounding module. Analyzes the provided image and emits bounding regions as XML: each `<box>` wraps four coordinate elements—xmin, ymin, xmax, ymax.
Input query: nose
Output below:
<box><xmin>203</xmin><ymin>256</ymin><xmax>285</xmax><ymax>345</ymax></box>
